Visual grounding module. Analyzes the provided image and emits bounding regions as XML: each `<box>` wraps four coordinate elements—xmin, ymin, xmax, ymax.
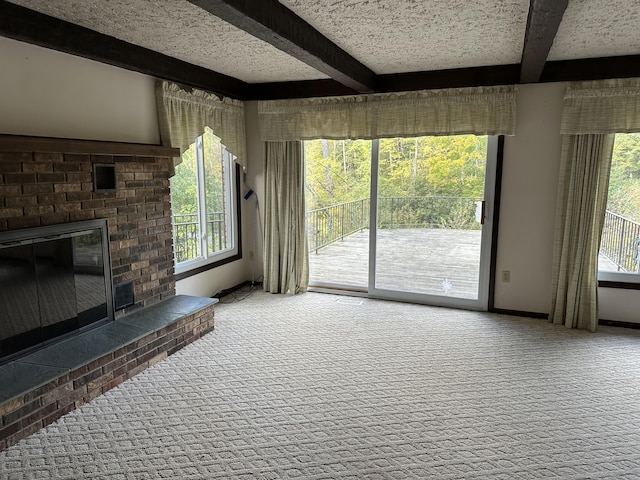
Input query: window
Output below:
<box><xmin>598</xmin><ymin>132</ymin><xmax>640</xmax><ymax>285</ymax></box>
<box><xmin>171</xmin><ymin>127</ymin><xmax>240</xmax><ymax>276</ymax></box>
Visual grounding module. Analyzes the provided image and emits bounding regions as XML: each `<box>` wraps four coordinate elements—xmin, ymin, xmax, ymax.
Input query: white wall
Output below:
<box><xmin>244</xmin><ymin>101</ymin><xmax>266</xmax><ymax>279</ymax></box>
<box><xmin>600</xmin><ymin>288</ymin><xmax>640</xmax><ymax>323</ymax></box>
<box><xmin>0</xmin><ymin>36</ymin><xmax>159</xmax><ymax>144</ymax></box>
<box><xmin>495</xmin><ymin>83</ymin><xmax>564</xmax><ymax>313</ymax></box>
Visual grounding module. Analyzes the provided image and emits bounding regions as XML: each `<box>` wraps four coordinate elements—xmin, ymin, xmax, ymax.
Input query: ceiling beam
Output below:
<box><xmin>187</xmin><ymin>0</ymin><xmax>376</xmax><ymax>94</ymax></box>
<box><xmin>519</xmin><ymin>0</ymin><xmax>569</xmax><ymax>83</ymax></box>
<box><xmin>248</xmin><ymin>64</ymin><xmax>521</xmax><ymax>100</ymax></box>
<box><xmin>376</xmin><ymin>65</ymin><xmax>521</xmax><ymax>94</ymax></box>
<box><xmin>0</xmin><ymin>1</ymin><xmax>249</xmax><ymax>99</ymax></box>
<box><xmin>541</xmin><ymin>55</ymin><xmax>640</xmax><ymax>83</ymax></box>
<box><xmin>250</xmin><ymin>53</ymin><xmax>640</xmax><ymax>101</ymax></box>
<box><xmin>249</xmin><ymin>79</ymin><xmax>357</xmax><ymax>100</ymax></box>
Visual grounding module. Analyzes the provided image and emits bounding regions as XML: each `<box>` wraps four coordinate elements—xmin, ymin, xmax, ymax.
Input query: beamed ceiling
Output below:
<box><xmin>1</xmin><ymin>0</ymin><xmax>640</xmax><ymax>100</ymax></box>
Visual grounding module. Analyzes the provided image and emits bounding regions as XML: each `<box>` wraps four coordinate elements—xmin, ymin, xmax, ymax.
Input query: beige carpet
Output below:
<box><xmin>2</xmin><ymin>291</ymin><xmax>640</xmax><ymax>479</ymax></box>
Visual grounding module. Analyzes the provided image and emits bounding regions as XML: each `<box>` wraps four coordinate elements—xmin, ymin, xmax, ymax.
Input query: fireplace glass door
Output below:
<box><xmin>0</xmin><ymin>220</ymin><xmax>114</xmax><ymax>361</ymax></box>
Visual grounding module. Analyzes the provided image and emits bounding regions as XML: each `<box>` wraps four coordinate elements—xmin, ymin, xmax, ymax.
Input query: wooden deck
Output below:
<box><xmin>308</xmin><ymin>228</ymin><xmax>481</xmax><ymax>299</ymax></box>
<box><xmin>309</xmin><ymin>228</ymin><xmax>621</xmax><ymax>299</ymax></box>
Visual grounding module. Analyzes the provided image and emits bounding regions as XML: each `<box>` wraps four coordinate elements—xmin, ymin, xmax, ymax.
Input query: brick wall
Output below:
<box><xmin>0</xmin><ymin>151</ymin><xmax>176</xmax><ymax>314</ymax></box>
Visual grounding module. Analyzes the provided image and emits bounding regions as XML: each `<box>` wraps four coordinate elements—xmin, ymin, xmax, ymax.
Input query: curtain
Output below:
<box><xmin>263</xmin><ymin>141</ymin><xmax>309</xmax><ymax>294</ymax></box>
<box><xmin>550</xmin><ymin>134</ymin><xmax>615</xmax><ymax>331</ymax></box>
<box><xmin>258</xmin><ymin>85</ymin><xmax>517</xmax><ymax>142</ymax></box>
<box><xmin>550</xmin><ymin>77</ymin><xmax>640</xmax><ymax>331</ymax></box>
<box><xmin>155</xmin><ymin>80</ymin><xmax>246</xmax><ymax>168</ymax></box>
<box><xmin>561</xmin><ymin>78</ymin><xmax>640</xmax><ymax>134</ymax></box>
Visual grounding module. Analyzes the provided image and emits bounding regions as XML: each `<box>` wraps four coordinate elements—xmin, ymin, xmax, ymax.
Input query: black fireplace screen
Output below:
<box><xmin>0</xmin><ymin>219</ymin><xmax>114</xmax><ymax>361</ymax></box>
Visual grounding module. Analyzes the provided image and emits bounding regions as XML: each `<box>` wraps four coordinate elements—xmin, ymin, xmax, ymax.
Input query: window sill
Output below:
<box><xmin>598</xmin><ymin>280</ymin><xmax>640</xmax><ymax>291</ymax></box>
<box><xmin>175</xmin><ymin>251</ymin><xmax>243</xmax><ymax>281</ymax></box>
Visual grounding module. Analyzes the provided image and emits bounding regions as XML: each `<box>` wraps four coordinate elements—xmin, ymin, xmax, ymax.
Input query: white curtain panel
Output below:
<box><xmin>257</xmin><ymin>85</ymin><xmax>518</xmax><ymax>142</ymax></box>
<box><xmin>561</xmin><ymin>77</ymin><xmax>640</xmax><ymax>135</ymax></box>
<box><xmin>550</xmin><ymin>77</ymin><xmax>640</xmax><ymax>331</ymax></box>
<box><xmin>550</xmin><ymin>134</ymin><xmax>615</xmax><ymax>332</ymax></box>
<box><xmin>155</xmin><ymin>81</ymin><xmax>247</xmax><ymax>168</ymax></box>
<box><xmin>263</xmin><ymin>141</ymin><xmax>309</xmax><ymax>295</ymax></box>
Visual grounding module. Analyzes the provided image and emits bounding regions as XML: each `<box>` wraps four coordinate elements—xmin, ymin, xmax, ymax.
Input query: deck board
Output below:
<box><xmin>309</xmin><ymin>228</ymin><xmax>621</xmax><ymax>299</ymax></box>
<box><xmin>309</xmin><ymin>228</ymin><xmax>481</xmax><ymax>299</ymax></box>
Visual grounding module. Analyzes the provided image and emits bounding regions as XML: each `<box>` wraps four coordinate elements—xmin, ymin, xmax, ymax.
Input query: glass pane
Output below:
<box><xmin>599</xmin><ymin>133</ymin><xmax>640</xmax><ymax>274</ymax></box>
<box><xmin>305</xmin><ymin>139</ymin><xmax>372</xmax><ymax>288</ymax></box>
<box><xmin>0</xmin><ymin>243</ymin><xmax>41</xmax><ymax>358</ymax></box>
<box><xmin>73</xmin><ymin>230</ymin><xmax>108</xmax><ymax>328</ymax></box>
<box><xmin>34</xmin><ymin>238</ymin><xmax>78</xmax><ymax>338</ymax></box>
<box><xmin>375</xmin><ymin>136</ymin><xmax>487</xmax><ymax>299</ymax></box>
<box><xmin>202</xmin><ymin>127</ymin><xmax>230</xmax><ymax>255</ymax></box>
<box><xmin>171</xmin><ymin>142</ymin><xmax>201</xmax><ymax>263</ymax></box>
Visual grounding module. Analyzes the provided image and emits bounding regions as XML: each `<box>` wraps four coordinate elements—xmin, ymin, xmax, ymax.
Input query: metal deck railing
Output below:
<box><xmin>600</xmin><ymin>210</ymin><xmax>640</xmax><ymax>272</ymax></box>
<box><xmin>173</xmin><ymin>213</ymin><xmax>226</xmax><ymax>263</ymax></box>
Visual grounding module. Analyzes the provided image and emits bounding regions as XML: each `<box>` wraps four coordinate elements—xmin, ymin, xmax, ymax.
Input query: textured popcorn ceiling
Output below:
<box><xmin>548</xmin><ymin>0</ymin><xmax>640</xmax><ymax>61</ymax></box>
<box><xmin>7</xmin><ymin>0</ymin><xmax>328</xmax><ymax>83</ymax></box>
<box><xmin>280</xmin><ymin>0</ymin><xmax>531</xmax><ymax>74</ymax></box>
<box><xmin>8</xmin><ymin>0</ymin><xmax>640</xmax><ymax>85</ymax></box>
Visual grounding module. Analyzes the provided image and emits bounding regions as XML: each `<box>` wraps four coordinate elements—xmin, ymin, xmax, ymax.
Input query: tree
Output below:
<box><xmin>376</xmin><ymin>135</ymin><xmax>487</xmax><ymax>198</ymax></box>
<box><xmin>423</xmin><ymin>135</ymin><xmax>487</xmax><ymax>198</ymax></box>
<box><xmin>304</xmin><ymin>139</ymin><xmax>371</xmax><ymax>210</ymax></box>
<box><xmin>304</xmin><ymin>135</ymin><xmax>489</xmax><ymax>232</ymax></box>
<box><xmin>171</xmin><ymin>143</ymin><xmax>198</xmax><ymax>216</ymax></box>
<box><xmin>608</xmin><ymin>133</ymin><xmax>640</xmax><ymax>222</ymax></box>
<box><xmin>170</xmin><ymin>127</ymin><xmax>227</xmax><ymax>217</ymax></box>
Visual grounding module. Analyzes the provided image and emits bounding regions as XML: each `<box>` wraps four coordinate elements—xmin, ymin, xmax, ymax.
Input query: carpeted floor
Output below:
<box><xmin>2</xmin><ymin>291</ymin><xmax>640</xmax><ymax>479</ymax></box>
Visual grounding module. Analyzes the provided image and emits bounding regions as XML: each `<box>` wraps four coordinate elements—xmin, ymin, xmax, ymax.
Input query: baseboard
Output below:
<box><xmin>490</xmin><ymin>308</ymin><xmax>548</xmax><ymax>319</ymax></box>
<box><xmin>490</xmin><ymin>308</ymin><xmax>640</xmax><ymax>330</ymax></box>
<box><xmin>598</xmin><ymin>319</ymin><xmax>640</xmax><ymax>329</ymax></box>
<box><xmin>213</xmin><ymin>280</ymin><xmax>262</xmax><ymax>299</ymax></box>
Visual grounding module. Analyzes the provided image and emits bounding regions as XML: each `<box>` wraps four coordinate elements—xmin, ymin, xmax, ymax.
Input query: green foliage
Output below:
<box><xmin>608</xmin><ymin>133</ymin><xmax>640</xmax><ymax>222</ymax></box>
<box><xmin>202</xmin><ymin>127</ymin><xmax>226</xmax><ymax>216</ymax></box>
<box><xmin>171</xmin><ymin>143</ymin><xmax>198</xmax><ymax>215</ymax></box>
<box><xmin>305</xmin><ymin>136</ymin><xmax>487</xmax><ymax>237</ymax></box>
<box><xmin>304</xmin><ymin>139</ymin><xmax>372</xmax><ymax>210</ymax></box>
<box><xmin>305</xmin><ymin>135</ymin><xmax>487</xmax><ymax>212</ymax></box>
<box><xmin>170</xmin><ymin>127</ymin><xmax>226</xmax><ymax>216</ymax></box>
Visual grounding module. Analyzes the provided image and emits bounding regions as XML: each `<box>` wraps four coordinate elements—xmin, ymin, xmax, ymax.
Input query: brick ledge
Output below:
<box><xmin>0</xmin><ymin>294</ymin><xmax>217</xmax><ymax>451</ymax></box>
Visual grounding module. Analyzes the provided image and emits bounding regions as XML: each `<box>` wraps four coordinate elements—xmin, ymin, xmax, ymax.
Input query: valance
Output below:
<box><xmin>561</xmin><ymin>78</ymin><xmax>640</xmax><ymax>135</ymax></box>
<box><xmin>155</xmin><ymin>81</ymin><xmax>246</xmax><ymax>167</ymax></box>
<box><xmin>258</xmin><ymin>85</ymin><xmax>517</xmax><ymax>142</ymax></box>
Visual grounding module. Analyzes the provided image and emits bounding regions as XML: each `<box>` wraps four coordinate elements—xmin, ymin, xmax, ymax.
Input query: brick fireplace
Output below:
<box><xmin>0</xmin><ymin>136</ymin><xmax>177</xmax><ymax>313</ymax></box>
<box><xmin>0</xmin><ymin>135</ymin><xmax>216</xmax><ymax>451</ymax></box>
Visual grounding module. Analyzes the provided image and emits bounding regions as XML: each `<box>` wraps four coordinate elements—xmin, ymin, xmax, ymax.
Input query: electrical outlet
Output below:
<box><xmin>502</xmin><ymin>270</ymin><xmax>511</xmax><ymax>283</ymax></box>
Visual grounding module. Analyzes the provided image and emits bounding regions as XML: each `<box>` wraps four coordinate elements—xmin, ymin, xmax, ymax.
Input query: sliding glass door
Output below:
<box><xmin>305</xmin><ymin>136</ymin><xmax>497</xmax><ymax>309</ymax></box>
<box><xmin>370</xmin><ymin>136</ymin><xmax>496</xmax><ymax>309</ymax></box>
<box><xmin>305</xmin><ymin>139</ymin><xmax>372</xmax><ymax>291</ymax></box>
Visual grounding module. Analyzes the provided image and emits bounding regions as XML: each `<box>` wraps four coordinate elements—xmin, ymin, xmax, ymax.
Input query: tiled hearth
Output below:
<box><xmin>0</xmin><ymin>295</ymin><xmax>217</xmax><ymax>451</ymax></box>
